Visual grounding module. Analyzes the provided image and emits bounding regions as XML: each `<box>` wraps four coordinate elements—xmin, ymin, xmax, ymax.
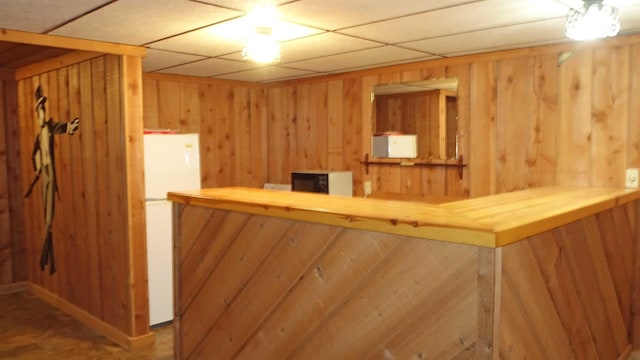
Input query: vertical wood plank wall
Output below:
<box><xmin>7</xmin><ymin>54</ymin><xmax>150</xmax><ymax>344</ymax></box>
<box><xmin>143</xmin><ymin>35</ymin><xmax>640</xmax><ymax>199</ymax></box>
<box><xmin>173</xmin><ymin>200</ymin><xmax>638</xmax><ymax>359</ymax></box>
<box><xmin>0</xmin><ymin>76</ymin><xmax>21</xmax><ymax>286</ymax></box>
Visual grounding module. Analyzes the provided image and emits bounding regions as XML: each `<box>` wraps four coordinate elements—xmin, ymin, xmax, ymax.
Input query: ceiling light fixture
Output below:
<box><xmin>566</xmin><ymin>0</ymin><xmax>621</xmax><ymax>41</ymax></box>
<box><xmin>242</xmin><ymin>4</ymin><xmax>281</xmax><ymax>63</ymax></box>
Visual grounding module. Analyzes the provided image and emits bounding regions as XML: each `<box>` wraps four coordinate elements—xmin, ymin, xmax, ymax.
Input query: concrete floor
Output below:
<box><xmin>0</xmin><ymin>291</ymin><xmax>173</xmax><ymax>359</ymax></box>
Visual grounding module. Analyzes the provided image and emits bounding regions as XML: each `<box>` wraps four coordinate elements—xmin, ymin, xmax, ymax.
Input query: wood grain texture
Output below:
<box><xmin>173</xmin><ymin>197</ymin><xmax>639</xmax><ymax>359</ymax></box>
<box><xmin>168</xmin><ymin>186</ymin><xmax>640</xmax><ymax>248</ymax></box>
<box><xmin>9</xmin><ymin>54</ymin><xmax>151</xmax><ymax>347</ymax></box>
<box><xmin>174</xmin><ymin>206</ymin><xmax>479</xmax><ymax>360</ymax></box>
<box><xmin>141</xmin><ymin>35</ymin><xmax>640</xmax><ymax>201</ymax></box>
<box><xmin>0</xmin><ymin>79</ymin><xmax>11</xmax><ymax>284</ymax></box>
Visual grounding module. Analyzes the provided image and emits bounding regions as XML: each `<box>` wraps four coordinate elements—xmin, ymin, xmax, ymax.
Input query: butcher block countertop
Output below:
<box><xmin>167</xmin><ymin>186</ymin><xmax>640</xmax><ymax>248</ymax></box>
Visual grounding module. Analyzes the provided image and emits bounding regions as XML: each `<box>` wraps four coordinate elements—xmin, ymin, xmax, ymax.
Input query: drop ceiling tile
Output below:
<box><xmin>142</xmin><ymin>49</ymin><xmax>207</xmax><ymax>72</ymax></box>
<box><xmin>0</xmin><ymin>0</ymin><xmax>111</xmax><ymax>33</ymax></box>
<box><xmin>401</xmin><ymin>18</ymin><xmax>567</xmax><ymax>56</ymax></box>
<box><xmin>148</xmin><ymin>24</ymin><xmax>243</xmax><ymax>57</ymax></box>
<box><xmin>338</xmin><ymin>0</ymin><xmax>568</xmax><ymax>44</ymax></box>
<box><xmin>220</xmin><ymin>32</ymin><xmax>384</xmax><ymax>63</ymax></box>
<box><xmin>283</xmin><ymin>46</ymin><xmax>436</xmax><ymax>73</ymax></box>
<box><xmin>619</xmin><ymin>4</ymin><xmax>640</xmax><ymax>33</ymax></box>
<box><xmin>197</xmin><ymin>0</ymin><xmax>292</xmax><ymax>12</ymax></box>
<box><xmin>149</xmin><ymin>16</ymin><xmax>321</xmax><ymax>57</ymax></box>
<box><xmin>157</xmin><ymin>57</ymin><xmax>261</xmax><ymax>77</ymax></box>
<box><xmin>278</xmin><ymin>0</ymin><xmax>478</xmax><ymax>30</ymax></box>
<box><xmin>215</xmin><ymin>66</ymin><xmax>318</xmax><ymax>82</ymax></box>
<box><xmin>278</xmin><ymin>33</ymin><xmax>384</xmax><ymax>63</ymax></box>
<box><xmin>49</xmin><ymin>0</ymin><xmax>242</xmax><ymax>45</ymax></box>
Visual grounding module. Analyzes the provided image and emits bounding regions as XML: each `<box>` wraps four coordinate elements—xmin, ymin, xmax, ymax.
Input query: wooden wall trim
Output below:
<box><xmin>143</xmin><ymin>71</ymin><xmax>264</xmax><ymax>88</ymax></box>
<box><xmin>15</xmin><ymin>51</ymin><xmax>103</xmax><ymax>80</ymax></box>
<box><xmin>0</xmin><ymin>28</ymin><xmax>145</xmax><ymax>57</ymax></box>
<box><xmin>476</xmin><ymin>247</ymin><xmax>501</xmax><ymax>360</ymax></box>
<box><xmin>28</xmin><ymin>283</ymin><xmax>155</xmax><ymax>351</ymax></box>
<box><xmin>632</xmin><ymin>200</ymin><xmax>640</xmax><ymax>348</ymax></box>
<box><xmin>0</xmin><ymin>281</ymin><xmax>28</xmax><ymax>295</ymax></box>
<box><xmin>121</xmin><ymin>54</ymin><xmax>150</xmax><ymax>337</ymax></box>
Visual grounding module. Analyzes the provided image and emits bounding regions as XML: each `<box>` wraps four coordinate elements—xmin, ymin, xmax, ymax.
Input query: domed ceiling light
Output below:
<box><xmin>242</xmin><ymin>3</ymin><xmax>281</xmax><ymax>63</ymax></box>
<box><xmin>566</xmin><ymin>0</ymin><xmax>621</xmax><ymax>41</ymax></box>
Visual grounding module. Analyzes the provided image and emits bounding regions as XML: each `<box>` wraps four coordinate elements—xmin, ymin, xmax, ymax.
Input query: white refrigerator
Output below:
<box><xmin>144</xmin><ymin>133</ymin><xmax>201</xmax><ymax>326</ymax></box>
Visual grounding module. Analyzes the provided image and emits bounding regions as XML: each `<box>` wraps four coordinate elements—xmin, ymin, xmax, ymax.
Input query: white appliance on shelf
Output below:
<box><xmin>144</xmin><ymin>133</ymin><xmax>201</xmax><ymax>326</ymax></box>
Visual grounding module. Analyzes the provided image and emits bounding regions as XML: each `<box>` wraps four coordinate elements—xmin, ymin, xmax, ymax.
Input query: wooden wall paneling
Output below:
<box><xmin>422</xmin><ymin>167</ymin><xmax>445</xmax><ymax>195</ymax></box>
<box><xmin>528</xmin><ymin>230</ymin><xmax>599</xmax><ymax>358</ymax></box>
<box><xmin>364</xmin><ymin>247</ymin><xmax>477</xmax><ymax>359</ymax></box>
<box><xmin>310</xmin><ymin>81</ymin><xmax>328</xmax><ymax>170</ymax></box>
<box><xmin>66</xmin><ymin>63</ymin><xmax>89</xmax><ymax>312</ymax></box>
<box><xmin>52</xmin><ymin>67</ymin><xmax>73</xmax><ymax>302</ymax></box>
<box><xmin>496</xmin><ymin>57</ymin><xmax>529</xmax><ymax>193</ymax></box>
<box><xmin>232</xmin><ymin>87</ymin><xmax>251</xmax><ymax>186</ymax></box>
<box><xmin>178</xmin><ymin>215</ymin><xmax>291</xmax><ymax>358</ymax></box>
<box><xmin>446</xmin><ymin>63</ymin><xmax>471</xmax><ymax>197</ymax></box>
<box><xmin>178</xmin><ymin>209</ymin><xmax>249</xmax><ymax>310</ymax></box>
<box><xmin>104</xmin><ymin>54</ymin><xmax>129</xmax><ymax>333</ymax></box>
<box><xmin>360</xmin><ymin>75</ymin><xmax>380</xmax><ymax>194</ymax></box>
<box><xmin>89</xmin><ymin>56</ymin><xmax>113</xmax><ymax>325</ymax></box>
<box><xmin>266</xmin><ymin>87</ymin><xmax>284</xmax><ymax>184</ymax></box>
<box><xmin>249</xmin><ymin>88</ymin><xmax>268</xmax><ymax>187</ymax></box>
<box><xmin>469</xmin><ymin>61</ymin><xmax>497</xmax><ymax>197</ymax></box>
<box><xmin>591</xmin><ymin>46</ymin><xmax>629</xmax><ymax>187</ymax></box>
<box><xmin>499</xmin><ymin>239</ymin><xmax>574</xmax><ymax>358</ymax></box>
<box><xmin>628</xmin><ymin>44</ymin><xmax>640</xmax><ymax>168</ymax></box>
<box><xmin>198</xmin><ymin>83</ymin><xmax>215</xmax><ymax>187</ymax></box>
<box><xmin>554</xmin><ymin>222</ymin><xmax>619</xmax><ymax>358</ymax></box>
<box><xmin>235</xmin><ymin>229</ymin><xmax>401</xmax><ymax>359</ymax></box>
<box><xmin>0</xmin><ymin>79</ymin><xmax>11</xmax><ymax>284</ymax></box>
<box><xmin>292</xmin><ymin>83</ymin><xmax>309</xmax><ymax>171</ymax></box>
<box><xmin>596</xmin><ymin>209</ymin><xmax>632</xmax><ymax>330</ymax></box>
<box><xmin>327</xmin><ymin>80</ymin><xmax>345</xmax><ymax>171</ymax></box>
<box><xmin>579</xmin><ymin>216</ymin><xmax>628</xmax><ymax>353</ymax></box>
<box><xmin>281</xmin><ymin>86</ymin><xmax>298</xmax><ymax>183</ymax></box>
<box><xmin>157</xmin><ymin>80</ymin><xmax>181</xmax><ymax>131</ymax></box>
<box><xmin>557</xmin><ymin>50</ymin><xmax>592</xmax><ymax>186</ymax></box>
<box><xmin>400</xmin><ymin>166</ymin><xmax>421</xmax><ymax>194</ymax></box>
<box><xmin>633</xmin><ymin>200</ymin><xmax>640</xmax><ymax>349</ymax></box>
<box><xmin>526</xmin><ymin>54</ymin><xmax>559</xmax><ymax>188</ymax></box>
<box><xmin>613</xmin><ymin>205</ymin><xmax>635</xmax><ymax>286</ymax></box>
<box><xmin>5</xmin><ymin>78</ymin><xmax>26</xmax><ymax>282</ymax></box>
<box><xmin>344</xmin><ymin>77</ymin><xmax>364</xmax><ymax>195</ymax></box>
<box><xmin>141</xmin><ymin>77</ymin><xmax>159</xmax><ymax>129</ymax></box>
<box><xmin>291</xmin><ymin>237</ymin><xmax>478</xmax><ymax>359</ymax></box>
<box><xmin>192</xmin><ymin>221</ymin><xmax>340</xmax><ymax>359</ymax></box>
<box><xmin>17</xmin><ymin>79</ymin><xmax>37</xmax><ymax>284</ymax></box>
<box><xmin>78</xmin><ymin>59</ymin><xmax>102</xmax><ymax>316</ymax></box>
<box><xmin>215</xmin><ymin>86</ymin><xmax>234</xmax><ymax>186</ymax></box>
<box><xmin>180</xmin><ymin>81</ymin><xmax>201</xmax><ymax>134</ymax></box>
<box><xmin>121</xmin><ymin>54</ymin><xmax>150</xmax><ymax>337</ymax></box>
<box><xmin>264</xmin><ymin>86</ymin><xmax>280</xmax><ymax>183</ymax></box>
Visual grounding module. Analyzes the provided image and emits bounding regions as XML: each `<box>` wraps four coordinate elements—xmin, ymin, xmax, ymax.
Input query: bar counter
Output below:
<box><xmin>167</xmin><ymin>186</ymin><xmax>640</xmax><ymax>359</ymax></box>
<box><xmin>168</xmin><ymin>185</ymin><xmax>640</xmax><ymax>247</ymax></box>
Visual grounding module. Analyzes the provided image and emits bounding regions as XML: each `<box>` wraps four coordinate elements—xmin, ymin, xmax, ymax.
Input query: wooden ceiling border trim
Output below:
<box><xmin>0</xmin><ymin>28</ymin><xmax>145</xmax><ymax>57</ymax></box>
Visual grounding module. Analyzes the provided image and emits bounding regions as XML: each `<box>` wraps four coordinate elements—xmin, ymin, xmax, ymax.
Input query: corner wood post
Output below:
<box><xmin>477</xmin><ymin>247</ymin><xmax>501</xmax><ymax>359</ymax></box>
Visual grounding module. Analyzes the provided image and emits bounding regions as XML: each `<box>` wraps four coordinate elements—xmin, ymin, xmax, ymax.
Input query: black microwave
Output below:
<box><xmin>291</xmin><ymin>171</ymin><xmax>353</xmax><ymax>197</ymax></box>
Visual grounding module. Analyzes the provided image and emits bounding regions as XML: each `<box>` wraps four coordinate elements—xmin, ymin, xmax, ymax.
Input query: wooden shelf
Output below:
<box><xmin>360</xmin><ymin>153</ymin><xmax>467</xmax><ymax>179</ymax></box>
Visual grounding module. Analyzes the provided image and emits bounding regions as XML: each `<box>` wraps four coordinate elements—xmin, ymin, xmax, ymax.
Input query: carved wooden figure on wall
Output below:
<box><xmin>24</xmin><ymin>85</ymin><xmax>80</xmax><ymax>274</ymax></box>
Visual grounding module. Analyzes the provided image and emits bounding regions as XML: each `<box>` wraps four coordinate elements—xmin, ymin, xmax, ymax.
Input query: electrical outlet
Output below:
<box><xmin>626</xmin><ymin>168</ymin><xmax>639</xmax><ymax>188</ymax></box>
<box><xmin>364</xmin><ymin>181</ymin><xmax>372</xmax><ymax>196</ymax></box>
